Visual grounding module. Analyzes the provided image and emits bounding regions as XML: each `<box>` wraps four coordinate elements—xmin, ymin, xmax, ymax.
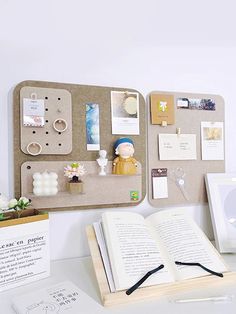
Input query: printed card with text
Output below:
<box><xmin>111</xmin><ymin>91</ymin><xmax>140</xmax><ymax>135</ymax></box>
<box><xmin>12</xmin><ymin>281</ymin><xmax>103</xmax><ymax>314</ymax></box>
<box><xmin>201</xmin><ymin>121</ymin><xmax>224</xmax><ymax>160</ymax></box>
<box><xmin>150</xmin><ymin>94</ymin><xmax>175</xmax><ymax>125</ymax></box>
<box><xmin>159</xmin><ymin>134</ymin><xmax>197</xmax><ymax>160</ymax></box>
<box><xmin>152</xmin><ymin>168</ymin><xmax>168</xmax><ymax>199</ymax></box>
<box><xmin>0</xmin><ymin>219</ymin><xmax>50</xmax><ymax>292</ymax></box>
<box><xmin>23</xmin><ymin>98</ymin><xmax>45</xmax><ymax>127</ymax></box>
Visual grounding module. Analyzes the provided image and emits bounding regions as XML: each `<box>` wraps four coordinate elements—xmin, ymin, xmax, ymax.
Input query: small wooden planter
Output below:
<box><xmin>66</xmin><ymin>181</ymin><xmax>84</xmax><ymax>194</ymax></box>
<box><xmin>0</xmin><ymin>208</ymin><xmax>42</xmax><ymax>222</ymax></box>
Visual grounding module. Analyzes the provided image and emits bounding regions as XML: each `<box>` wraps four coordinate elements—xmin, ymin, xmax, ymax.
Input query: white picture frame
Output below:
<box><xmin>205</xmin><ymin>173</ymin><xmax>236</xmax><ymax>253</ymax></box>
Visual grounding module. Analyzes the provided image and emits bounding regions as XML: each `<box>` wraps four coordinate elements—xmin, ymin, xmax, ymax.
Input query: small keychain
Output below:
<box><xmin>170</xmin><ymin>167</ymin><xmax>189</xmax><ymax>200</ymax></box>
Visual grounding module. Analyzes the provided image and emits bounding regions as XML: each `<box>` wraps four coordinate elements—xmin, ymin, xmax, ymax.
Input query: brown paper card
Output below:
<box><xmin>150</xmin><ymin>94</ymin><xmax>175</xmax><ymax>125</ymax></box>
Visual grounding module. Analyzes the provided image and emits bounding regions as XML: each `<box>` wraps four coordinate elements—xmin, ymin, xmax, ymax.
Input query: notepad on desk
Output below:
<box><xmin>12</xmin><ymin>281</ymin><xmax>103</xmax><ymax>314</ymax></box>
<box><xmin>93</xmin><ymin>209</ymin><xmax>229</xmax><ymax>293</ymax></box>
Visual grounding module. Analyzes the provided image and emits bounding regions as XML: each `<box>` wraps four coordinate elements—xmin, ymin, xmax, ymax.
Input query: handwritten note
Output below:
<box><xmin>159</xmin><ymin>134</ymin><xmax>197</xmax><ymax>160</ymax></box>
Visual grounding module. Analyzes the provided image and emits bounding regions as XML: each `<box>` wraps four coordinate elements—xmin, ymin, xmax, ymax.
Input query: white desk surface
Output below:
<box><xmin>0</xmin><ymin>254</ymin><xmax>236</xmax><ymax>314</ymax></box>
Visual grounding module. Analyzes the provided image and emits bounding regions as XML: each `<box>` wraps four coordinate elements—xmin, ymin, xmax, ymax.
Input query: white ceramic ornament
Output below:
<box><xmin>32</xmin><ymin>171</ymin><xmax>59</xmax><ymax>196</ymax></box>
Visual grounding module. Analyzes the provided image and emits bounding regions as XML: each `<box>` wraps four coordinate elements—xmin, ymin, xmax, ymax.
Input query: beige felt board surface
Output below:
<box><xmin>20</xmin><ymin>86</ymin><xmax>72</xmax><ymax>155</ymax></box>
<box><xmin>13</xmin><ymin>80</ymin><xmax>146</xmax><ymax>211</ymax></box>
<box><xmin>148</xmin><ymin>91</ymin><xmax>225</xmax><ymax>208</ymax></box>
<box><xmin>21</xmin><ymin>161</ymin><xmax>142</xmax><ymax>209</ymax></box>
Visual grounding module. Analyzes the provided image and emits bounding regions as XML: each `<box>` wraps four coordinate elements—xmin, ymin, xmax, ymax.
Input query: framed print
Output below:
<box><xmin>205</xmin><ymin>173</ymin><xmax>236</xmax><ymax>253</ymax></box>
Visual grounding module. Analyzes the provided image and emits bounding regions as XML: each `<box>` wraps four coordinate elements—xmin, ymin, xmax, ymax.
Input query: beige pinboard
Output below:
<box><xmin>148</xmin><ymin>91</ymin><xmax>225</xmax><ymax>207</ymax></box>
<box><xmin>13</xmin><ymin>80</ymin><xmax>146</xmax><ymax>211</ymax></box>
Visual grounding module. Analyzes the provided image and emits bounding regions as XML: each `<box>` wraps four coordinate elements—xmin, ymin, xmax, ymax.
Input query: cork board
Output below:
<box><xmin>148</xmin><ymin>91</ymin><xmax>225</xmax><ymax>208</ymax></box>
<box><xmin>13</xmin><ymin>80</ymin><xmax>146</xmax><ymax>211</ymax></box>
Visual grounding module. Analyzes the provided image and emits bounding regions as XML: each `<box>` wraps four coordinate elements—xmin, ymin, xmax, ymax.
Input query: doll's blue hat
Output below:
<box><xmin>114</xmin><ymin>138</ymin><xmax>134</xmax><ymax>150</ymax></box>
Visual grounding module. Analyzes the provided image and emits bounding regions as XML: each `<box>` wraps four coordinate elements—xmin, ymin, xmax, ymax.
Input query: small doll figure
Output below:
<box><xmin>96</xmin><ymin>150</ymin><xmax>108</xmax><ymax>175</ymax></box>
<box><xmin>112</xmin><ymin>138</ymin><xmax>138</xmax><ymax>175</ymax></box>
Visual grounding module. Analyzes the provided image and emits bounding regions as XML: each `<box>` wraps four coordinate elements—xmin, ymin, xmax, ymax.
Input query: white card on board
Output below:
<box><xmin>201</xmin><ymin>121</ymin><xmax>224</xmax><ymax>160</ymax></box>
<box><xmin>159</xmin><ymin>134</ymin><xmax>197</xmax><ymax>160</ymax></box>
<box><xmin>152</xmin><ymin>168</ymin><xmax>168</xmax><ymax>199</ymax></box>
<box><xmin>111</xmin><ymin>91</ymin><xmax>140</xmax><ymax>135</ymax></box>
<box><xmin>23</xmin><ymin>98</ymin><xmax>45</xmax><ymax>127</ymax></box>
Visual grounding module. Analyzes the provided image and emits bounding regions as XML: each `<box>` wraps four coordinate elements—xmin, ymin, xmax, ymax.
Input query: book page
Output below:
<box><xmin>93</xmin><ymin>222</ymin><xmax>116</xmax><ymax>292</ymax></box>
<box><xmin>102</xmin><ymin>211</ymin><xmax>174</xmax><ymax>291</ymax></box>
<box><xmin>146</xmin><ymin>209</ymin><xmax>228</xmax><ymax>281</ymax></box>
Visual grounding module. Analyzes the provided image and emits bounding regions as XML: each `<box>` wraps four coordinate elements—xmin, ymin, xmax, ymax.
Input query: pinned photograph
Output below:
<box><xmin>23</xmin><ymin>97</ymin><xmax>45</xmax><ymax>127</ymax></box>
<box><xmin>111</xmin><ymin>91</ymin><xmax>139</xmax><ymax>135</ymax></box>
<box><xmin>86</xmin><ymin>103</ymin><xmax>100</xmax><ymax>150</ymax></box>
<box><xmin>203</xmin><ymin>126</ymin><xmax>222</xmax><ymax>141</ymax></box>
<box><xmin>201</xmin><ymin>121</ymin><xmax>224</xmax><ymax>160</ymax></box>
<box><xmin>177</xmin><ymin>98</ymin><xmax>216</xmax><ymax>111</ymax></box>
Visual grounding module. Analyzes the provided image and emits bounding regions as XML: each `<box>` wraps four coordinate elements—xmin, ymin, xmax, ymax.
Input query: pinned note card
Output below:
<box><xmin>150</xmin><ymin>94</ymin><xmax>175</xmax><ymax>125</ymax></box>
<box><xmin>201</xmin><ymin>122</ymin><xmax>224</xmax><ymax>160</ymax></box>
<box><xmin>111</xmin><ymin>91</ymin><xmax>140</xmax><ymax>135</ymax></box>
<box><xmin>23</xmin><ymin>98</ymin><xmax>45</xmax><ymax>127</ymax></box>
<box><xmin>159</xmin><ymin>134</ymin><xmax>197</xmax><ymax>160</ymax></box>
<box><xmin>152</xmin><ymin>168</ymin><xmax>168</xmax><ymax>199</ymax></box>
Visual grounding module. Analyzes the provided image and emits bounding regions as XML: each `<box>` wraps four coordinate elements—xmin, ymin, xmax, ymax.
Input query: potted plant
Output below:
<box><xmin>0</xmin><ymin>196</ymin><xmax>34</xmax><ymax>221</ymax></box>
<box><xmin>64</xmin><ymin>162</ymin><xmax>86</xmax><ymax>194</ymax></box>
<box><xmin>0</xmin><ymin>196</ymin><xmax>48</xmax><ymax>223</ymax></box>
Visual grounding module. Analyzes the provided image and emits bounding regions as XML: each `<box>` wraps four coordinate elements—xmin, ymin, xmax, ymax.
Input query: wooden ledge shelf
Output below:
<box><xmin>21</xmin><ymin>161</ymin><xmax>142</xmax><ymax>210</ymax></box>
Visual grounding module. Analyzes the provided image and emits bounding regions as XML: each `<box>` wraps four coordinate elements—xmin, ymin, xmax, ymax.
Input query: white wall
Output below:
<box><xmin>1</xmin><ymin>0</ymin><xmax>236</xmax><ymax>260</ymax></box>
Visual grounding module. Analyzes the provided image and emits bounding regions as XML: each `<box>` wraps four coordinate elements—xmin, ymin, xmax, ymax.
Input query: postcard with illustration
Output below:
<box><xmin>111</xmin><ymin>91</ymin><xmax>139</xmax><ymax>135</ymax></box>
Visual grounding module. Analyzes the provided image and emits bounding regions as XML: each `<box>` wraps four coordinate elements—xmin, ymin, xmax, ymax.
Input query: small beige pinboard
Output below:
<box><xmin>20</xmin><ymin>86</ymin><xmax>72</xmax><ymax>155</ymax></box>
<box><xmin>148</xmin><ymin>91</ymin><xmax>225</xmax><ymax>208</ymax></box>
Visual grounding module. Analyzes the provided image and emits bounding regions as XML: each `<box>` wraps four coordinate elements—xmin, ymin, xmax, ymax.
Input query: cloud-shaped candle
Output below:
<box><xmin>33</xmin><ymin>171</ymin><xmax>58</xmax><ymax>196</ymax></box>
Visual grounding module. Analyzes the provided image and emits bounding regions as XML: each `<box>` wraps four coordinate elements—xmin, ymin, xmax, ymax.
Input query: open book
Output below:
<box><xmin>93</xmin><ymin>209</ymin><xmax>229</xmax><ymax>292</ymax></box>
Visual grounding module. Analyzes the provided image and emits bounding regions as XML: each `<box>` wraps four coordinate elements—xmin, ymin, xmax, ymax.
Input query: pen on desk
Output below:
<box><xmin>174</xmin><ymin>295</ymin><xmax>234</xmax><ymax>303</ymax></box>
<box><xmin>126</xmin><ymin>264</ymin><xmax>164</xmax><ymax>295</ymax></box>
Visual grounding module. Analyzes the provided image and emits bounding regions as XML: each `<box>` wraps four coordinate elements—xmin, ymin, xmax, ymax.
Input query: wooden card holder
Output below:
<box><xmin>86</xmin><ymin>225</ymin><xmax>236</xmax><ymax>307</ymax></box>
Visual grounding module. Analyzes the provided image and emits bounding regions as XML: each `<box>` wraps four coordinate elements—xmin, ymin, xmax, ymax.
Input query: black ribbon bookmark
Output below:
<box><xmin>175</xmin><ymin>261</ymin><xmax>223</xmax><ymax>278</ymax></box>
<box><xmin>126</xmin><ymin>264</ymin><xmax>164</xmax><ymax>295</ymax></box>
